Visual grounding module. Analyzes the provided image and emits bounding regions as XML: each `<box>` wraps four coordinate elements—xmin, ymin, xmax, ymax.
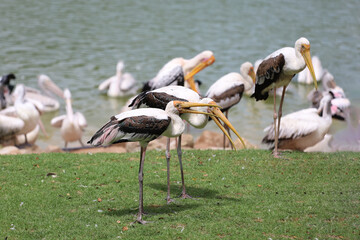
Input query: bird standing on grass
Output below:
<box><xmin>129</xmin><ymin>85</ymin><xmax>245</xmax><ymax>203</ymax></box>
<box><xmin>88</xmin><ymin>100</ymin><xmax>220</xmax><ymax>224</ymax></box>
<box><xmin>251</xmin><ymin>37</ymin><xmax>318</xmax><ymax>157</ymax></box>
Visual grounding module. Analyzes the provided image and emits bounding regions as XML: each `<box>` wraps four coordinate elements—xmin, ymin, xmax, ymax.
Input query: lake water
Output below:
<box><xmin>1</xmin><ymin>0</ymin><xmax>359</xmax><ymax>149</ymax></box>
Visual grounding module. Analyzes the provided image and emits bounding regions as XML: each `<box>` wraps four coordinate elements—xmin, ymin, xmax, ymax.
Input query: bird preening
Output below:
<box><xmin>88</xmin><ymin>100</ymin><xmax>225</xmax><ymax>224</ymax></box>
<box><xmin>3</xmin><ymin>36</ymin><xmax>350</xmax><ymax>225</ymax></box>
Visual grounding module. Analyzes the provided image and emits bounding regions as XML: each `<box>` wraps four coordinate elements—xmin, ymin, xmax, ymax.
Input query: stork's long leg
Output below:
<box><xmin>134</xmin><ymin>144</ymin><xmax>148</xmax><ymax>224</ymax></box>
<box><xmin>225</xmin><ymin>110</ymin><xmax>233</xmax><ymax>149</ymax></box>
<box><xmin>177</xmin><ymin>135</ymin><xmax>192</xmax><ymax>199</ymax></box>
<box><xmin>276</xmin><ymin>86</ymin><xmax>287</xmax><ymax>153</ymax></box>
<box><xmin>223</xmin><ymin>110</ymin><xmax>231</xmax><ymax>149</ymax></box>
<box><xmin>165</xmin><ymin>138</ymin><xmax>174</xmax><ymax>204</ymax></box>
<box><xmin>273</xmin><ymin>87</ymin><xmax>279</xmax><ymax>157</ymax></box>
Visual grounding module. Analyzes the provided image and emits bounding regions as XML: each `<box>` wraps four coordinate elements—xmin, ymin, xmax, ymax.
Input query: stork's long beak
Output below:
<box><xmin>184</xmin><ymin>55</ymin><xmax>215</xmax><ymax>92</ymax></box>
<box><xmin>209</xmin><ymin>115</ymin><xmax>237</xmax><ymax>150</ymax></box>
<box><xmin>175</xmin><ymin>101</ymin><xmax>220</xmax><ymax>115</ymax></box>
<box><xmin>301</xmin><ymin>45</ymin><xmax>317</xmax><ymax>90</ymax></box>
<box><xmin>248</xmin><ymin>67</ymin><xmax>256</xmax><ymax>84</ymax></box>
<box><xmin>208</xmin><ymin>105</ymin><xmax>246</xmax><ymax>149</ymax></box>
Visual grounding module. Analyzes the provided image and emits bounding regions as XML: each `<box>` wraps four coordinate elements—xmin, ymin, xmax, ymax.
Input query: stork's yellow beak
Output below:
<box><xmin>248</xmin><ymin>67</ymin><xmax>256</xmax><ymax>84</ymax></box>
<box><xmin>174</xmin><ymin>101</ymin><xmax>221</xmax><ymax>115</ymax></box>
<box><xmin>209</xmin><ymin>105</ymin><xmax>246</xmax><ymax>149</ymax></box>
<box><xmin>209</xmin><ymin>115</ymin><xmax>237</xmax><ymax>150</ymax></box>
<box><xmin>301</xmin><ymin>44</ymin><xmax>317</xmax><ymax>90</ymax></box>
<box><xmin>184</xmin><ymin>55</ymin><xmax>215</xmax><ymax>92</ymax></box>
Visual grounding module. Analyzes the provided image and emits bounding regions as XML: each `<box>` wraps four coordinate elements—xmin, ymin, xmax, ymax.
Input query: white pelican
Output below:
<box><xmin>24</xmin><ymin>74</ymin><xmax>65</xmax><ymax>112</ymax></box>
<box><xmin>307</xmin><ymin>71</ymin><xmax>350</xmax><ymax>120</ymax></box>
<box><xmin>51</xmin><ymin>89</ymin><xmax>87</xmax><ymax>148</ymax></box>
<box><xmin>262</xmin><ymin>92</ymin><xmax>332</xmax><ymax>151</ymax></box>
<box><xmin>142</xmin><ymin>50</ymin><xmax>215</xmax><ymax>93</ymax></box>
<box><xmin>206</xmin><ymin>62</ymin><xmax>255</xmax><ymax>148</ymax></box>
<box><xmin>297</xmin><ymin>55</ymin><xmax>325</xmax><ymax>84</ymax></box>
<box><xmin>0</xmin><ymin>114</ymin><xmax>24</xmax><ymax>144</ymax></box>
<box><xmin>321</xmin><ymin>71</ymin><xmax>346</xmax><ymax>98</ymax></box>
<box><xmin>0</xmin><ymin>73</ymin><xmax>17</xmax><ymax>109</ymax></box>
<box><xmin>129</xmin><ymin>85</ymin><xmax>245</xmax><ymax>202</ymax></box>
<box><xmin>88</xmin><ymin>100</ymin><xmax>220</xmax><ymax>224</ymax></box>
<box><xmin>98</xmin><ymin>61</ymin><xmax>138</xmax><ymax>97</ymax></box>
<box><xmin>251</xmin><ymin>37</ymin><xmax>317</xmax><ymax>157</ymax></box>
<box><xmin>1</xmin><ymin>84</ymin><xmax>43</xmax><ymax>146</ymax></box>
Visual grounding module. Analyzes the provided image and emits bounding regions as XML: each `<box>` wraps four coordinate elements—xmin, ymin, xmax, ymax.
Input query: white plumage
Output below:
<box><xmin>206</xmin><ymin>62</ymin><xmax>255</xmax><ymax>109</ymax></box>
<box><xmin>88</xmin><ymin>100</ymin><xmax>217</xmax><ymax>224</ymax></box>
<box><xmin>263</xmin><ymin>93</ymin><xmax>332</xmax><ymax>151</ymax></box>
<box><xmin>98</xmin><ymin>61</ymin><xmax>138</xmax><ymax>97</ymax></box>
<box><xmin>142</xmin><ymin>50</ymin><xmax>215</xmax><ymax>92</ymax></box>
<box><xmin>252</xmin><ymin>37</ymin><xmax>318</xmax><ymax>157</ymax></box>
<box><xmin>51</xmin><ymin>89</ymin><xmax>87</xmax><ymax>148</ymax></box>
<box><xmin>297</xmin><ymin>55</ymin><xmax>325</xmax><ymax>84</ymax></box>
<box><xmin>24</xmin><ymin>74</ymin><xmax>64</xmax><ymax>112</ymax></box>
<box><xmin>0</xmin><ymin>84</ymin><xmax>44</xmax><ymax>145</ymax></box>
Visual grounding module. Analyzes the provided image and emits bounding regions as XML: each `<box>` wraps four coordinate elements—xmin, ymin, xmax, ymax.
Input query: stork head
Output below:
<box><xmin>240</xmin><ymin>62</ymin><xmax>256</xmax><ymax>84</ymax></box>
<box><xmin>184</xmin><ymin>50</ymin><xmax>215</xmax><ymax>93</ymax></box>
<box><xmin>296</xmin><ymin>37</ymin><xmax>317</xmax><ymax>90</ymax></box>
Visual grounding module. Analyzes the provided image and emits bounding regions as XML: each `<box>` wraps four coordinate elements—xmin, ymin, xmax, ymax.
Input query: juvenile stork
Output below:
<box><xmin>206</xmin><ymin>62</ymin><xmax>255</xmax><ymax>148</ymax></box>
<box><xmin>262</xmin><ymin>92</ymin><xmax>333</xmax><ymax>151</ymax></box>
<box><xmin>98</xmin><ymin>61</ymin><xmax>138</xmax><ymax>97</ymax></box>
<box><xmin>251</xmin><ymin>37</ymin><xmax>317</xmax><ymax>157</ymax></box>
<box><xmin>88</xmin><ymin>100</ymin><xmax>220</xmax><ymax>224</ymax></box>
<box><xmin>129</xmin><ymin>85</ymin><xmax>245</xmax><ymax>202</ymax></box>
<box><xmin>142</xmin><ymin>50</ymin><xmax>215</xmax><ymax>93</ymax></box>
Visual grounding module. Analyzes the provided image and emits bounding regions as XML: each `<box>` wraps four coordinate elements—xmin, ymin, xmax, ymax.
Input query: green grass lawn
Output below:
<box><xmin>0</xmin><ymin>150</ymin><xmax>359</xmax><ymax>239</ymax></box>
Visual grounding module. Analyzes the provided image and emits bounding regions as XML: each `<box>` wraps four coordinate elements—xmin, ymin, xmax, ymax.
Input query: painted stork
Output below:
<box><xmin>297</xmin><ymin>55</ymin><xmax>325</xmax><ymax>84</ymax></box>
<box><xmin>51</xmin><ymin>89</ymin><xmax>87</xmax><ymax>148</ymax></box>
<box><xmin>129</xmin><ymin>85</ymin><xmax>245</xmax><ymax>202</ymax></box>
<box><xmin>24</xmin><ymin>74</ymin><xmax>65</xmax><ymax>112</ymax></box>
<box><xmin>88</xmin><ymin>100</ymin><xmax>220</xmax><ymax>224</ymax></box>
<box><xmin>251</xmin><ymin>37</ymin><xmax>317</xmax><ymax>157</ymax></box>
<box><xmin>262</xmin><ymin>92</ymin><xmax>333</xmax><ymax>151</ymax></box>
<box><xmin>98</xmin><ymin>61</ymin><xmax>138</xmax><ymax>97</ymax></box>
<box><xmin>142</xmin><ymin>50</ymin><xmax>215</xmax><ymax>93</ymax></box>
<box><xmin>206</xmin><ymin>62</ymin><xmax>255</xmax><ymax>148</ymax></box>
<box><xmin>0</xmin><ymin>73</ymin><xmax>16</xmax><ymax>109</ymax></box>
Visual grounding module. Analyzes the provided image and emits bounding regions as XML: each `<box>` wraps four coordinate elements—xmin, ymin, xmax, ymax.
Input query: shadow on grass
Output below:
<box><xmin>148</xmin><ymin>183</ymin><xmax>240</xmax><ymax>202</ymax></box>
<box><xmin>105</xmin><ymin>202</ymin><xmax>202</xmax><ymax>217</ymax></box>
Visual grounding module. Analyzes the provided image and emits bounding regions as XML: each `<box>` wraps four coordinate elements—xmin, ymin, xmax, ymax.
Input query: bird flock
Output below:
<box><xmin>0</xmin><ymin>37</ymin><xmax>353</xmax><ymax>224</ymax></box>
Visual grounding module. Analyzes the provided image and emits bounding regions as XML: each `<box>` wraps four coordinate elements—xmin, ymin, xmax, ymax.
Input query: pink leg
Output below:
<box><xmin>177</xmin><ymin>135</ymin><xmax>192</xmax><ymax>199</ymax></box>
<box><xmin>165</xmin><ymin>138</ymin><xmax>174</xmax><ymax>204</ymax></box>
<box><xmin>276</xmin><ymin>86</ymin><xmax>287</xmax><ymax>149</ymax></box>
<box><xmin>133</xmin><ymin>144</ymin><xmax>149</xmax><ymax>224</ymax></box>
<box><xmin>273</xmin><ymin>88</ymin><xmax>279</xmax><ymax>157</ymax></box>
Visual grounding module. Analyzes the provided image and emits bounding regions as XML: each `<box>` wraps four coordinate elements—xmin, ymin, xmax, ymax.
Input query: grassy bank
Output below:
<box><xmin>0</xmin><ymin>150</ymin><xmax>359</xmax><ymax>239</ymax></box>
